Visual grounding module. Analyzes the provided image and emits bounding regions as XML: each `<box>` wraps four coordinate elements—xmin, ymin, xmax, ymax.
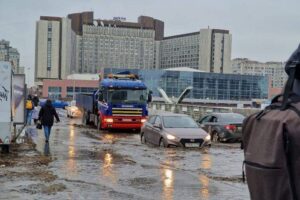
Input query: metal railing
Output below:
<box><xmin>149</xmin><ymin>102</ymin><xmax>260</xmax><ymax>120</ymax></box>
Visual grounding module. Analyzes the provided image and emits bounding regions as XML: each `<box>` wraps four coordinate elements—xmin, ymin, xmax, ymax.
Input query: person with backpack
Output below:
<box><xmin>26</xmin><ymin>95</ymin><xmax>34</xmax><ymax>125</ymax></box>
<box><xmin>242</xmin><ymin>44</ymin><xmax>300</xmax><ymax>200</ymax></box>
<box><xmin>38</xmin><ymin>99</ymin><xmax>60</xmax><ymax>143</ymax></box>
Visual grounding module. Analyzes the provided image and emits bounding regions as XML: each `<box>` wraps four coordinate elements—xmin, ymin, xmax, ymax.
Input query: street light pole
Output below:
<box><xmin>72</xmin><ymin>74</ymin><xmax>75</xmax><ymax>101</ymax></box>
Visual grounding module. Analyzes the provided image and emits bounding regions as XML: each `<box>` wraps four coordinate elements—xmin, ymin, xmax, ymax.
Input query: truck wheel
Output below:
<box><xmin>82</xmin><ymin>112</ymin><xmax>86</xmax><ymax>125</ymax></box>
<box><xmin>82</xmin><ymin>112</ymin><xmax>89</xmax><ymax>125</ymax></box>
<box><xmin>97</xmin><ymin>118</ymin><xmax>102</xmax><ymax>130</ymax></box>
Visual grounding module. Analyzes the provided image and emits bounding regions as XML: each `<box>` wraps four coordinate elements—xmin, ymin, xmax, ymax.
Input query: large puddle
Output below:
<box><xmin>1</xmin><ymin>114</ymin><xmax>249</xmax><ymax>199</ymax></box>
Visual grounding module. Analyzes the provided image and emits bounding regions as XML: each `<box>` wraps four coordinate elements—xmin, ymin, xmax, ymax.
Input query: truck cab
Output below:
<box><xmin>77</xmin><ymin>73</ymin><xmax>151</xmax><ymax>130</ymax></box>
<box><xmin>97</xmin><ymin>74</ymin><xmax>149</xmax><ymax>130</ymax></box>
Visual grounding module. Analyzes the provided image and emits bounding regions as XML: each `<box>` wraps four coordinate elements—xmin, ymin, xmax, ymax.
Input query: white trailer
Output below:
<box><xmin>0</xmin><ymin>62</ymin><xmax>26</xmax><ymax>153</ymax></box>
<box><xmin>0</xmin><ymin>62</ymin><xmax>12</xmax><ymax>152</ymax></box>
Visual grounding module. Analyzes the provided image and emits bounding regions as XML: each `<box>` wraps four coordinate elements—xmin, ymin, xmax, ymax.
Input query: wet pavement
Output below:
<box><xmin>0</xmin><ymin>110</ymin><xmax>250</xmax><ymax>200</ymax></box>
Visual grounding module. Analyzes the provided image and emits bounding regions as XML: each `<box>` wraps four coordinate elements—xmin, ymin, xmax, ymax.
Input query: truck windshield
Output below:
<box><xmin>107</xmin><ymin>89</ymin><xmax>147</xmax><ymax>104</ymax></box>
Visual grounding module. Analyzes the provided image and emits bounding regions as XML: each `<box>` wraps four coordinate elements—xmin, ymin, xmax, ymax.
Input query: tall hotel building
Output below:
<box><xmin>35</xmin><ymin>11</ymin><xmax>232</xmax><ymax>84</ymax></box>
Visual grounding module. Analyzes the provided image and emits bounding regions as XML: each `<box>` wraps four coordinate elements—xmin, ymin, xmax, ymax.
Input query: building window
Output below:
<box><xmin>48</xmin><ymin>87</ymin><xmax>61</xmax><ymax>100</ymax></box>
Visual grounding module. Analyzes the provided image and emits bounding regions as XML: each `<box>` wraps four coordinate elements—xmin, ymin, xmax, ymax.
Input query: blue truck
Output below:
<box><xmin>76</xmin><ymin>73</ymin><xmax>151</xmax><ymax>130</ymax></box>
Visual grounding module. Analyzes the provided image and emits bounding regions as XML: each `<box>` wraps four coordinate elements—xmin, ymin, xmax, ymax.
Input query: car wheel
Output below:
<box><xmin>159</xmin><ymin>138</ymin><xmax>165</xmax><ymax>148</ymax></box>
<box><xmin>212</xmin><ymin>132</ymin><xmax>220</xmax><ymax>142</ymax></box>
<box><xmin>141</xmin><ymin>133</ymin><xmax>146</xmax><ymax>144</ymax></box>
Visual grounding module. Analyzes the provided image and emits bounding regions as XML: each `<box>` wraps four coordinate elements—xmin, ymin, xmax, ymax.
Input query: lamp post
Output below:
<box><xmin>72</xmin><ymin>71</ymin><xmax>75</xmax><ymax>100</ymax></box>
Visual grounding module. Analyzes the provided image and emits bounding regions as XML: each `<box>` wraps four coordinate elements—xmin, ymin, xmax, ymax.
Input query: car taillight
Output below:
<box><xmin>225</xmin><ymin>125</ymin><xmax>237</xmax><ymax>132</ymax></box>
<box><xmin>0</xmin><ymin>139</ymin><xmax>2</xmax><ymax>144</ymax></box>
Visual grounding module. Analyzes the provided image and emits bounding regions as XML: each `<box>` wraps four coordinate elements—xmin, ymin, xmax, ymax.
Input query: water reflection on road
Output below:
<box><xmin>161</xmin><ymin>151</ymin><xmax>175</xmax><ymax>200</ymax></box>
<box><xmin>161</xmin><ymin>168</ymin><xmax>174</xmax><ymax>200</ymax></box>
<box><xmin>29</xmin><ymin>113</ymin><xmax>249</xmax><ymax>199</ymax></box>
<box><xmin>200</xmin><ymin>153</ymin><xmax>212</xmax><ymax>200</ymax></box>
<box><xmin>101</xmin><ymin>152</ymin><xmax>118</xmax><ymax>184</ymax></box>
<box><xmin>67</xmin><ymin>125</ymin><xmax>77</xmax><ymax>177</ymax></box>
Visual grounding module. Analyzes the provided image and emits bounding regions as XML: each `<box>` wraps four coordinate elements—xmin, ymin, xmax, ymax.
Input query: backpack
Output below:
<box><xmin>26</xmin><ymin>100</ymin><xmax>33</xmax><ymax>110</ymax></box>
<box><xmin>242</xmin><ymin>45</ymin><xmax>300</xmax><ymax>200</ymax></box>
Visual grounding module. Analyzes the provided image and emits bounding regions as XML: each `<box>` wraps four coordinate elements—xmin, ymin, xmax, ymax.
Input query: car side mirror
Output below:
<box><xmin>154</xmin><ymin>123</ymin><xmax>162</xmax><ymax>129</ymax></box>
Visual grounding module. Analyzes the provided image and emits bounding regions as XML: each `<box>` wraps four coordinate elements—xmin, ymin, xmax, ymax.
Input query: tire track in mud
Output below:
<box><xmin>58</xmin><ymin>177</ymin><xmax>154</xmax><ymax>200</ymax></box>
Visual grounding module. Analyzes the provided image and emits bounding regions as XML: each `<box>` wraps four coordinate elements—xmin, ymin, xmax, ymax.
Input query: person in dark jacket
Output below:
<box><xmin>38</xmin><ymin>99</ymin><xmax>60</xmax><ymax>143</ymax></box>
<box><xmin>32</xmin><ymin>94</ymin><xmax>39</xmax><ymax>107</ymax></box>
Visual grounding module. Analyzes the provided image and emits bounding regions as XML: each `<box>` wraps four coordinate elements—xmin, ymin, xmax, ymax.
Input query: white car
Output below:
<box><xmin>66</xmin><ymin>100</ymin><xmax>81</xmax><ymax>118</ymax></box>
<box><xmin>66</xmin><ymin>106</ymin><xmax>81</xmax><ymax>118</ymax></box>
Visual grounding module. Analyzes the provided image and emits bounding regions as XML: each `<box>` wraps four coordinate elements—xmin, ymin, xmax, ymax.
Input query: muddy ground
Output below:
<box><xmin>0</xmin><ymin>110</ymin><xmax>249</xmax><ymax>200</ymax></box>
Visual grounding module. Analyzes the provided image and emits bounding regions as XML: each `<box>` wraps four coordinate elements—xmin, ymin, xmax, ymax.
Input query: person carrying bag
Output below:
<box><xmin>38</xmin><ymin>99</ymin><xmax>60</xmax><ymax>143</ymax></box>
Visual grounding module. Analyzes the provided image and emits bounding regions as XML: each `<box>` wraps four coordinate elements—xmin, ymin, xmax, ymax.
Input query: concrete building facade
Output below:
<box><xmin>0</xmin><ymin>39</ymin><xmax>21</xmax><ymax>73</ymax></box>
<box><xmin>232</xmin><ymin>58</ymin><xmax>287</xmax><ymax>89</ymax></box>
<box><xmin>35</xmin><ymin>11</ymin><xmax>232</xmax><ymax>86</ymax></box>
<box><xmin>159</xmin><ymin>29</ymin><xmax>232</xmax><ymax>73</ymax></box>
<box><xmin>35</xmin><ymin>17</ymin><xmax>75</xmax><ymax>83</ymax></box>
<box><xmin>35</xmin><ymin>12</ymin><xmax>164</xmax><ymax>84</ymax></box>
<box><xmin>77</xmin><ymin>24</ymin><xmax>156</xmax><ymax>73</ymax></box>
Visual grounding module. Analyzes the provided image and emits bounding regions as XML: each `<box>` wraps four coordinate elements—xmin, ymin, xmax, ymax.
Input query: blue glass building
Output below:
<box><xmin>103</xmin><ymin>68</ymin><xmax>268</xmax><ymax>101</ymax></box>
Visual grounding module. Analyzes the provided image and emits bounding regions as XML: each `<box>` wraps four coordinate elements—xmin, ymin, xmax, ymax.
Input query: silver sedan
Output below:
<box><xmin>141</xmin><ymin>113</ymin><xmax>211</xmax><ymax>148</ymax></box>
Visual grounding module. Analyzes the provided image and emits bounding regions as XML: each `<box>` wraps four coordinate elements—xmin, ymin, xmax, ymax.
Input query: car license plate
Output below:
<box><xmin>123</xmin><ymin>119</ymin><xmax>132</xmax><ymax>122</ymax></box>
<box><xmin>185</xmin><ymin>143</ymin><xmax>200</xmax><ymax>148</ymax></box>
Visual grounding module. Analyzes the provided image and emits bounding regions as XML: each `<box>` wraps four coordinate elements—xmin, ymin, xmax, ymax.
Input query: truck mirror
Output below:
<box><xmin>98</xmin><ymin>94</ymin><xmax>103</xmax><ymax>101</ymax></box>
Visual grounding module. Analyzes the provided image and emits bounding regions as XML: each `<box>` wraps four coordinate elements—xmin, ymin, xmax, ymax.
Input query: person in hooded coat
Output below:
<box><xmin>38</xmin><ymin>99</ymin><xmax>60</xmax><ymax>143</ymax></box>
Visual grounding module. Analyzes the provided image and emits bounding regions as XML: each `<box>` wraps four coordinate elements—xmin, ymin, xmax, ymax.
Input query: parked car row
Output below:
<box><xmin>140</xmin><ymin>112</ymin><xmax>245</xmax><ymax>149</ymax></box>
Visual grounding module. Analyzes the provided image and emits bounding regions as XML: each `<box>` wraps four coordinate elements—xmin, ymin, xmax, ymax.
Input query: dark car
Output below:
<box><xmin>140</xmin><ymin>113</ymin><xmax>211</xmax><ymax>148</ymax></box>
<box><xmin>197</xmin><ymin>112</ymin><xmax>245</xmax><ymax>142</ymax></box>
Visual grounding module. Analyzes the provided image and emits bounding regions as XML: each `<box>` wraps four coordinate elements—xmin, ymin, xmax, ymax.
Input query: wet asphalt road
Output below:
<box><xmin>7</xmin><ymin>110</ymin><xmax>250</xmax><ymax>199</ymax></box>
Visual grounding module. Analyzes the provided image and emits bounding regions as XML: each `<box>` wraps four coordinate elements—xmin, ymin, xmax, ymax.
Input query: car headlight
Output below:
<box><xmin>205</xmin><ymin>134</ymin><xmax>211</xmax><ymax>141</ymax></box>
<box><xmin>141</xmin><ymin>118</ymin><xmax>147</xmax><ymax>123</ymax></box>
<box><xmin>166</xmin><ymin>134</ymin><xmax>176</xmax><ymax>140</ymax></box>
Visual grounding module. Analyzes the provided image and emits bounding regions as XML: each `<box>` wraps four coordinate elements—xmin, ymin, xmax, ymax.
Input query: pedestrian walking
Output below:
<box><xmin>38</xmin><ymin>99</ymin><xmax>60</xmax><ymax>143</ymax></box>
<box><xmin>25</xmin><ymin>95</ymin><xmax>34</xmax><ymax>125</ymax></box>
<box><xmin>32</xmin><ymin>94</ymin><xmax>40</xmax><ymax>107</ymax></box>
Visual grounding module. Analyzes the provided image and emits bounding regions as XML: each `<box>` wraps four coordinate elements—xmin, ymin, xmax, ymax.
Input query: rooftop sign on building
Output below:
<box><xmin>113</xmin><ymin>17</ymin><xmax>126</xmax><ymax>22</ymax></box>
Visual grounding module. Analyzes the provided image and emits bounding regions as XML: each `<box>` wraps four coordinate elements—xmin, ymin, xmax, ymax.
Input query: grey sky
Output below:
<box><xmin>1</xmin><ymin>0</ymin><xmax>300</xmax><ymax>85</ymax></box>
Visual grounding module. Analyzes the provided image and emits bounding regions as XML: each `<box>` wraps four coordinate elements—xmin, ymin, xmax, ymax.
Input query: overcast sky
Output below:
<box><xmin>1</xmin><ymin>0</ymin><xmax>300</xmax><ymax>85</ymax></box>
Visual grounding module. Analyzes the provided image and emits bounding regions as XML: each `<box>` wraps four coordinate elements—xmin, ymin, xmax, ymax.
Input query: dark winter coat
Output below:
<box><xmin>38</xmin><ymin>101</ymin><xmax>60</xmax><ymax>126</ymax></box>
<box><xmin>32</xmin><ymin>96</ymin><xmax>39</xmax><ymax>107</ymax></box>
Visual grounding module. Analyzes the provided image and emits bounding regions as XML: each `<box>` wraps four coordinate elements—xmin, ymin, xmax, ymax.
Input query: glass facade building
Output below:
<box><xmin>104</xmin><ymin>68</ymin><xmax>268</xmax><ymax>101</ymax></box>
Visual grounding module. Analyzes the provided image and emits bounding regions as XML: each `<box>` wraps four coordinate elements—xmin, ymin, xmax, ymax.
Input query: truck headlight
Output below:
<box><xmin>167</xmin><ymin>134</ymin><xmax>176</xmax><ymax>140</ymax></box>
<box><xmin>141</xmin><ymin>118</ymin><xmax>147</xmax><ymax>123</ymax></box>
<box><xmin>104</xmin><ymin>118</ymin><xmax>113</xmax><ymax>123</ymax></box>
<box><xmin>205</xmin><ymin>134</ymin><xmax>211</xmax><ymax>141</ymax></box>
